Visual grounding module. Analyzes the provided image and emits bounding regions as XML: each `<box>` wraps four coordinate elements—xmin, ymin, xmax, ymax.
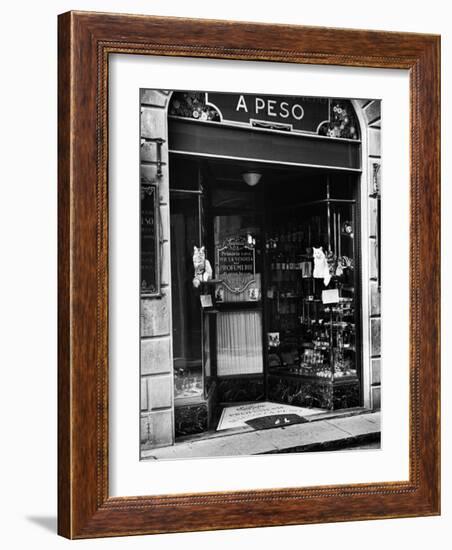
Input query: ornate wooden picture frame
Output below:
<box><xmin>58</xmin><ymin>11</ymin><xmax>440</xmax><ymax>538</ymax></box>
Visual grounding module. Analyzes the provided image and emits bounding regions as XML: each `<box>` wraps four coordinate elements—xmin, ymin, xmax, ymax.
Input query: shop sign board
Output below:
<box><xmin>206</xmin><ymin>92</ymin><xmax>330</xmax><ymax>133</ymax></box>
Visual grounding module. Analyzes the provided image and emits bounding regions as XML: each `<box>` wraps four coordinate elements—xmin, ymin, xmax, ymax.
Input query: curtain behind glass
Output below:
<box><xmin>217</xmin><ymin>311</ymin><xmax>263</xmax><ymax>376</ymax></box>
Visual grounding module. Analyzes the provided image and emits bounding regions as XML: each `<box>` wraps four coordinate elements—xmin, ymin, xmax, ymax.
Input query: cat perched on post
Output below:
<box><xmin>192</xmin><ymin>245</ymin><xmax>213</xmax><ymax>288</ymax></box>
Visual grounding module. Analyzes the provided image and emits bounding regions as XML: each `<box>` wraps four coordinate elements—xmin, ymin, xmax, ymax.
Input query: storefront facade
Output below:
<box><xmin>140</xmin><ymin>90</ymin><xmax>381</xmax><ymax>451</ymax></box>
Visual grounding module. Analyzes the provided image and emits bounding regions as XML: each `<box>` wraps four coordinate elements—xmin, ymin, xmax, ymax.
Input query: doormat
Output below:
<box><xmin>245</xmin><ymin>413</ymin><xmax>308</xmax><ymax>430</ymax></box>
<box><xmin>217</xmin><ymin>401</ymin><xmax>324</xmax><ymax>431</ymax></box>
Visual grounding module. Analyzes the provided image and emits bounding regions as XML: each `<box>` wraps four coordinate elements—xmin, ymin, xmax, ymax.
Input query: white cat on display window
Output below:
<box><xmin>313</xmin><ymin>246</ymin><xmax>331</xmax><ymax>286</ymax></box>
<box><xmin>192</xmin><ymin>246</ymin><xmax>213</xmax><ymax>288</ymax></box>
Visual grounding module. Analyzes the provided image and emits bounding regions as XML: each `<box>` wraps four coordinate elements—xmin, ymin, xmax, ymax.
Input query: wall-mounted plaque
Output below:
<box><xmin>141</xmin><ymin>182</ymin><xmax>160</xmax><ymax>296</ymax></box>
<box><xmin>216</xmin><ymin>236</ymin><xmax>256</xmax><ymax>294</ymax></box>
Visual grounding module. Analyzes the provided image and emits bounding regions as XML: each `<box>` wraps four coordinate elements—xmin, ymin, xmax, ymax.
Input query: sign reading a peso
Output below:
<box><xmin>206</xmin><ymin>92</ymin><xmax>330</xmax><ymax>133</ymax></box>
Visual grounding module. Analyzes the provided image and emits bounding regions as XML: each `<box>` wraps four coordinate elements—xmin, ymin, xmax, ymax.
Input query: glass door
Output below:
<box><xmin>214</xmin><ymin>214</ymin><xmax>263</xmax><ymax>375</ymax></box>
<box><xmin>207</xmin><ymin>211</ymin><xmax>265</xmax><ymax>403</ymax></box>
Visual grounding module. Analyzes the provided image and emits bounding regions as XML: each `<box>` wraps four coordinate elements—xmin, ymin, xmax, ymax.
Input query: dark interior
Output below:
<box><xmin>170</xmin><ymin>154</ymin><xmax>362</xmax><ymax>436</ymax></box>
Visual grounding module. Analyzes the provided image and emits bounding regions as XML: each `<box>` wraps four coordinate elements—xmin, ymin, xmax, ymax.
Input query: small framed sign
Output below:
<box><xmin>200</xmin><ymin>294</ymin><xmax>213</xmax><ymax>308</ymax></box>
<box><xmin>140</xmin><ymin>181</ymin><xmax>161</xmax><ymax>297</ymax></box>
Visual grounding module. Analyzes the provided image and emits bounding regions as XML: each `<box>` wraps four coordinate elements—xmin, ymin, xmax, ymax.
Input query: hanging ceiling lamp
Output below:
<box><xmin>242</xmin><ymin>171</ymin><xmax>262</xmax><ymax>187</ymax></box>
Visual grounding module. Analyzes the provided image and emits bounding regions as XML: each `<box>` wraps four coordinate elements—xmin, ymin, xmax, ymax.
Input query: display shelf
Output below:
<box><xmin>268</xmin><ymin>368</ymin><xmax>358</xmax><ymax>382</ymax></box>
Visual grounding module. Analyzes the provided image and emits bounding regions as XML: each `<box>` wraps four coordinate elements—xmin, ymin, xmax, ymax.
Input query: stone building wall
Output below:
<box><xmin>354</xmin><ymin>99</ymin><xmax>382</xmax><ymax>410</ymax></box>
<box><xmin>140</xmin><ymin>90</ymin><xmax>174</xmax><ymax>450</ymax></box>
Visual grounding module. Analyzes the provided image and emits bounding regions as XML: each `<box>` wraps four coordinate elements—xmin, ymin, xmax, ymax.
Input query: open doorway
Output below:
<box><xmin>170</xmin><ymin>155</ymin><xmax>362</xmax><ymax>439</ymax></box>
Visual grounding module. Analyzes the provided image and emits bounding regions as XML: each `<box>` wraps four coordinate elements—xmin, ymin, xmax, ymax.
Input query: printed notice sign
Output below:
<box><xmin>217</xmin><ymin>237</ymin><xmax>256</xmax><ymax>294</ymax></box>
<box><xmin>322</xmin><ymin>289</ymin><xmax>340</xmax><ymax>304</ymax></box>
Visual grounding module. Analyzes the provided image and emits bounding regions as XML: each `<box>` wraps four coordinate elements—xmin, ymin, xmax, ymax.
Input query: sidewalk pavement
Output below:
<box><xmin>142</xmin><ymin>411</ymin><xmax>381</xmax><ymax>460</ymax></box>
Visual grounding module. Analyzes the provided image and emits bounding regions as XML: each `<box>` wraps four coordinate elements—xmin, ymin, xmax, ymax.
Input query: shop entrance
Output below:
<box><xmin>170</xmin><ymin>154</ymin><xmax>362</xmax><ymax>438</ymax></box>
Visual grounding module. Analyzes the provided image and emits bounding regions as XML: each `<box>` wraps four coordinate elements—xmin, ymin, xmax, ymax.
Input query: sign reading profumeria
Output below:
<box><xmin>217</xmin><ymin>237</ymin><xmax>256</xmax><ymax>294</ymax></box>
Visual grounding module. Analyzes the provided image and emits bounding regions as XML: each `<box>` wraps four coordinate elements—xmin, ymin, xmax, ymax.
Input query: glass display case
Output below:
<box><xmin>265</xmin><ymin>184</ymin><xmax>361</xmax><ymax>410</ymax></box>
<box><xmin>170</xmin><ymin>189</ymin><xmax>204</xmax><ymax>401</ymax></box>
<box><xmin>170</xmin><ymin>168</ymin><xmax>219</xmax><ymax>438</ymax></box>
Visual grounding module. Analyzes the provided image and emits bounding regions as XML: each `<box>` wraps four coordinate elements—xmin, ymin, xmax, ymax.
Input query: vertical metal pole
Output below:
<box><xmin>333</xmin><ymin>212</ymin><xmax>337</xmax><ymax>256</ymax></box>
<box><xmin>326</xmin><ymin>178</ymin><xmax>332</xmax><ymax>252</ymax></box>
<box><xmin>330</xmin><ymin>307</ymin><xmax>335</xmax><ymax>396</ymax></box>
<box><xmin>197</xmin><ymin>165</ymin><xmax>205</xmax><ymax>399</ymax></box>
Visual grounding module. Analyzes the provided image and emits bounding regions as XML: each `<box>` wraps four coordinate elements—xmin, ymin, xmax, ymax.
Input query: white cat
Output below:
<box><xmin>313</xmin><ymin>246</ymin><xmax>331</xmax><ymax>286</ymax></box>
<box><xmin>192</xmin><ymin>246</ymin><xmax>213</xmax><ymax>288</ymax></box>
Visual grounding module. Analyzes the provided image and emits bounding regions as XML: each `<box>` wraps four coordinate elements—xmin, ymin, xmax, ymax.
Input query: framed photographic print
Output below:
<box><xmin>58</xmin><ymin>11</ymin><xmax>440</xmax><ymax>538</ymax></box>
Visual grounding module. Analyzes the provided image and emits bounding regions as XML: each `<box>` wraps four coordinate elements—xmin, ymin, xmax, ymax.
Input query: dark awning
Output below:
<box><xmin>168</xmin><ymin>118</ymin><xmax>361</xmax><ymax>171</ymax></box>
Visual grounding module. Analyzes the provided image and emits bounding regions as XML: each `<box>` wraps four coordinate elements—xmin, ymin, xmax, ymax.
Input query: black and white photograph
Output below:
<box><xmin>139</xmin><ymin>89</ymin><xmax>382</xmax><ymax>460</ymax></box>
